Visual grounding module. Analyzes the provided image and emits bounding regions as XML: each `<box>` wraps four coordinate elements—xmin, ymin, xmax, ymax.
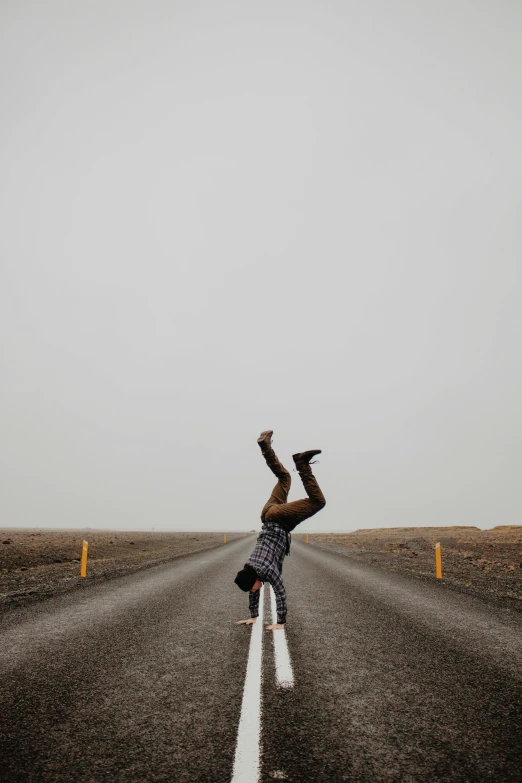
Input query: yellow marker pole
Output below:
<box><xmin>435</xmin><ymin>542</ymin><xmax>442</xmax><ymax>580</ymax></box>
<box><xmin>224</xmin><ymin>534</ymin><xmax>227</xmax><ymax>544</ymax></box>
<box><xmin>244</xmin><ymin>532</ymin><xmax>246</xmax><ymax>537</ymax></box>
<box><xmin>305</xmin><ymin>534</ymin><xmax>309</xmax><ymax>544</ymax></box>
<box><xmin>80</xmin><ymin>540</ymin><xmax>88</xmax><ymax>578</ymax></box>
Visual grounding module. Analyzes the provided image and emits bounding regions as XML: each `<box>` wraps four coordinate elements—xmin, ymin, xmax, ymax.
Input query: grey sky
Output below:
<box><xmin>1</xmin><ymin>1</ymin><xmax>521</xmax><ymax>532</ymax></box>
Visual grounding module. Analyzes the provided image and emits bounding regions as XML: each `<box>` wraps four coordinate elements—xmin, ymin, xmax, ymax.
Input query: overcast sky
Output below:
<box><xmin>1</xmin><ymin>0</ymin><xmax>521</xmax><ymax>533</ymax></box>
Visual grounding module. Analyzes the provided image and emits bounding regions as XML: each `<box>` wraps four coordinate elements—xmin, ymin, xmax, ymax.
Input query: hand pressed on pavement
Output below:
<box><xmin>236</xmin><ymin>618</ymin><xmax>256</xmax><ymax>626</ymax></box>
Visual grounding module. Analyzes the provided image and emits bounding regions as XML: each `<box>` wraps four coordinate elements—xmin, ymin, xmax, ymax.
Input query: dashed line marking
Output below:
<box><xmin>231</xmin><ymin>584</ymin><xmax>265</xmax><ymax>783</ymax></box>
<box><xmin>269</xmin><ymin>586</ymin><xmax>294</xmax><ymax>689</ymax></box>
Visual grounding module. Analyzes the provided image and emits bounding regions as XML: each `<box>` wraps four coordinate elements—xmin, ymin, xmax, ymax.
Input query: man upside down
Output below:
<box><xmin>234</xmin><ymin>430</ymin><xmax>326</xmax><ymax>631</ymax></box>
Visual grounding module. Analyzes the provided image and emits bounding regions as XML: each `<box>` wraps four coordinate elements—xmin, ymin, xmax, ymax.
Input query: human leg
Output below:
<box><xmin>258</xmin><ymin>431</ymin><xmax>291</xmax><ymax>520</ymax></box>
<box><xmin>264</xmin><ymin>452</ymin><xmax>325</xmax><ymax>531</ymax></box>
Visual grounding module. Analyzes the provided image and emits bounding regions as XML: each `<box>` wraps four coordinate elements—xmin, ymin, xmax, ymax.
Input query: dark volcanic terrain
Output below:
<box><xmin>0</xmin><ymin>529</ymin><xmax>242</xmax><ymax>610</ymax></box>
<box><xmin>294</xmin><ymin>525</ymin><xmax>522</xmax><ymax>608</ymax></box>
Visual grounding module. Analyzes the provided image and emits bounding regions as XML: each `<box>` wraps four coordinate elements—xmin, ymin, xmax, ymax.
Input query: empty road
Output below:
<box><xmin>1</xmin><ymin>536</ymin><xmax>521</xmax><ymax>782</ymax></box>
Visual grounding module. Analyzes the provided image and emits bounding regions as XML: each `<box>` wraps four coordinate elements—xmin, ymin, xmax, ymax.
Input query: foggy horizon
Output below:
<box><xmin>2</xmin><ymin>1</ymin><xmax>521</xmax><ymax>534</ymax></box>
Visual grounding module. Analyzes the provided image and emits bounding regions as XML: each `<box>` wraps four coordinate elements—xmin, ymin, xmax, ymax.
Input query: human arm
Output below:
<box><xmin>236</xmin><ymin>591</ymin><xmax>260</xmax><ymax>626</ymax></box>
<box><xmin>264</xmin><ymin>565</ymin><xmax>287</xmax><ymax>625</ymax></box>
<box><xmin>249</xmin><ymin>587</ymin><xmax>260</xmax><ymax>619</ymax></box>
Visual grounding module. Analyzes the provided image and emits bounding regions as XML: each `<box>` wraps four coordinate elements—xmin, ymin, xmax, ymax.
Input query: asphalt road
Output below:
<box><xmin>1</xmin><ymin>537</ymin><xmax>521</xmax><ymax>783</ymax></box>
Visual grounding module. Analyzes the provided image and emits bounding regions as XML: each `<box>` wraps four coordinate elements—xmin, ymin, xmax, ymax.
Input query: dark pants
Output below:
<box><xmin>260</xmin><ymin>447</ymin><xmax>326</xmax><ymax>532</ymax></box>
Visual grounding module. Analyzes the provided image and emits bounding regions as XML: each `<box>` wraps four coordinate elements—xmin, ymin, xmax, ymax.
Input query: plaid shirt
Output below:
<box><xmin>247</xmin><ymin>522</ymin><xmax>290</xmax><ymax>624</ymax></box>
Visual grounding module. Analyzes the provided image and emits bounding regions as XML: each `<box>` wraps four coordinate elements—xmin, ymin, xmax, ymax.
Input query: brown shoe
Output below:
<box><xmin>292</xmin><ymin>450</ymin><xmax>321</xmax><ymax>468</ymax></box>
<box><xmin>257</xmin><ymin>430</ymin><xmax>274</xmax><ymax>451</ymax></box>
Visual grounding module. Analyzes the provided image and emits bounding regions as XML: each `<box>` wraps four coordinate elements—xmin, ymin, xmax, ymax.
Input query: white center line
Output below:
<box><xmin>231</xmin><ymin>584</ymin><xmax>265</xmax><ymax>783</ymax></box>
<box><xmin>269</xmin><ymin>586</ymin><xmax>294</xmax><ymax>689</ymax></box>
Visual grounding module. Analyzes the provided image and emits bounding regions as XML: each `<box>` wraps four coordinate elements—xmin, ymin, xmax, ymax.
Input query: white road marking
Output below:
<box><xmin>231</xmin><ymin>584</ymin><xmax>265</xmax><ymax>783</ymax></box>
<box><xmin>269</xmin><ymin>586</ymin><xmax>294</xmax><ymax>689</ymax></box>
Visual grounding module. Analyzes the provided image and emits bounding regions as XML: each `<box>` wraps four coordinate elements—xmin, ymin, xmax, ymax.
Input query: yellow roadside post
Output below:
<box><xmin>435</xmin><ymin>542</ymin><xmax>442</xmax><ymax>580</ymax></box>
<box><xmin>306</xmin><ymin>534</ymin><xmax>309</xmax><ymax>544</ymax></box>
<box><xmin>80</xmin><ymin>540</ymin><xmax>88</xmax><ymax>578</ymax></box>
<box><xmin>224</xmin><ymin>534</ymin><xmax>227</xmax><ymax>544</ymax></box>
<box><xmin>244</xmin><ymin>532</ymin><xmax>246</xmax><ymax>537</ymax></box>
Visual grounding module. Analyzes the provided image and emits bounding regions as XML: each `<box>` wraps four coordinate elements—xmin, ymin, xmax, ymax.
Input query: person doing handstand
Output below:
<box><xmin>234</xmin><ymin>430</ymin><xmax>326</xmax><ymax>631</ymax></box>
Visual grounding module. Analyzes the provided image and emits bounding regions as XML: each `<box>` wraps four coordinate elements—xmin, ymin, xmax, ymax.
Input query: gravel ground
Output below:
<box><xmin>0</xmin><ymin>529</ymin><xmax>243</xmax><ymax>610</ymax></box>
<box><xmin>293</xmin><ymin>525</ymin><xmax>522</xmax><ymax>609</ymax></box>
